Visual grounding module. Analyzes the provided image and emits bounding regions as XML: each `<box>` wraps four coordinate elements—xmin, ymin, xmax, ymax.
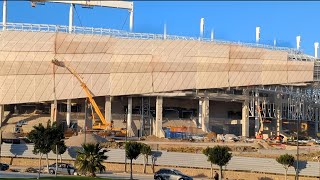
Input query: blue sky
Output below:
<box><xmin>1</xmin><ymin>1</ymin><xmax>319</xmax><ymax>55</ymax></box>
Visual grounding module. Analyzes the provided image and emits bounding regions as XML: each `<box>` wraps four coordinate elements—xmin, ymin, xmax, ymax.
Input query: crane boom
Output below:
<box><xmin>51</xmin><ymin>58</ymin><xmax>110</xmax><ymax>130</ymax></box>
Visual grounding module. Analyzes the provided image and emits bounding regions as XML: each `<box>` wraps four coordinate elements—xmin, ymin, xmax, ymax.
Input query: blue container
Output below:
<box><xmin>165</xmin><ymin>128</ymin><xmax>171</xmax><ymax>138</ymax></box>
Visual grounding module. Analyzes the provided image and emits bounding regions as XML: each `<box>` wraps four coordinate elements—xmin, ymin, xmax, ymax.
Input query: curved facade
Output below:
<box><xmin>0</xmin><ymin>30</ymin><xmax>314</xmax><ymax>104</ymax></box>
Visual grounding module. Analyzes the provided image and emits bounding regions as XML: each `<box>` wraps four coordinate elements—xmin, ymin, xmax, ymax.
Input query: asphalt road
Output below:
<box><xmin>0</xmin><ymin>171</ymin><xmax>207</xmax><ymax>180</ymax></box>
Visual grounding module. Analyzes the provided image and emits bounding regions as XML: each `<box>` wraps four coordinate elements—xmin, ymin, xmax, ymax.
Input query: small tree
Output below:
<box><xmin>50</xmin><ymin>123</ymin><xmax>66</xmax><ymax>176</ymax></box>
<box><xmin>75</xmin><ymin>143</ymin><xmax>108</xmax><ymax>177</ymax></box>
<box><xmin>203</xmin><ymin>146</ymin><xmax>232</xmax><ymax>180</ymax></box>
<box><xmin>140</xmin><ymin>144</ymin><xmax>152</xmax><ymax>173</ymax></box>
<box><xmin>276</xmin><ymin>154</ymin><xmax>295</xmax><ymax>180</ymax></box>
<box><xmin>27</xmin><ymin>123</ymin><xmax>52</xmax><ymax>179</ymax></box>
<box><xmin>125</xmin><ymin>141</ymin><xmax>142</xmax><ymax>180</ymax></box>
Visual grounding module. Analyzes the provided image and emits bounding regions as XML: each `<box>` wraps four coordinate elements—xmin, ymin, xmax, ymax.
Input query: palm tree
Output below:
<box><xmin>75</xmin><ymin>143</ymin><xmax>108</xmax><ymax>177</ymax></box>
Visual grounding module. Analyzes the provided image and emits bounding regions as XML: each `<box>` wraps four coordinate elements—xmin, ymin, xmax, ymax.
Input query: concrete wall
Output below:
<box><xmin>0</xmin><ymin>31</ymin><xmax>314</xmax><ymax>104</ymax></box>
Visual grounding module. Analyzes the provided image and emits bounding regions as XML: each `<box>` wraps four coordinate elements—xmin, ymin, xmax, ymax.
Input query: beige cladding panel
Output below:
<box><xmin>229</xmin><ymin>72</ymin><xmax>261</xmax><ymax>87</ymax></box>
<box><xmin>261</xmin><ymin>71</ymin><xmax>288</xmax><ymax>85</ymax></box>
<box><xmin>109</xmin><ymin>73</ymin><xmax>152</xmax><ymax>95</ymax></box>
<box><xmin>0</xmin><ymin>31</ymin><xmax>55</xmax><ymax>52</ymax></box>
<box><xmin>196</xmin><ymin>72</ymin><xmax>229</xmax><ymax>89</ymax></box>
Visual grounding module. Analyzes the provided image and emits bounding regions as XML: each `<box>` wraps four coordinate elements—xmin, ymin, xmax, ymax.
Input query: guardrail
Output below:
<box><xmin>0</xmin><ymin>22</ymin><xmax>303</xmax><ymax>55</ymax></box>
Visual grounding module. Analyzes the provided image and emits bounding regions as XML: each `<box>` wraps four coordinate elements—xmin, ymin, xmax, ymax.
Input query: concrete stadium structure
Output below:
<box><xmin>1</xmin><ymin>1</ymin><xmax>320</xmax><ymax>139</ymax></box>
<box><xmin>0</xmin><ymin>22</ymin><xmax>319</xmax><ymax>139</ymax></box>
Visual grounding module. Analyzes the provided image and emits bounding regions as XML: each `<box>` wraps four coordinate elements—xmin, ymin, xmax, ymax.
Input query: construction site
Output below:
<box><xmin>1</xmin><ymin>0</ymin><xmax>320</xmax><ymax>159</ymax></box>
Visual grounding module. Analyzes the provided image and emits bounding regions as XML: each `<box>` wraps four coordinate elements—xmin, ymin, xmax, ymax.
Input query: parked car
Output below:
<box><xmin>154</xmin><ymin>168</ymin><xmax>193</xmax><ymax>180</ymax></box>
<box><xmin>0</xmin><ymin>163</ymin><xmax>9</xmax><ymax>171</ymax></box>
<box><xmin>47</xmin><ymin>163</ymin><xmax>76</xmax><ymax>175</ymax></box>
<box><xmin>16</xmin><ymin>120</ymin><xmax>27</xmax><ymax>127</ymax></box>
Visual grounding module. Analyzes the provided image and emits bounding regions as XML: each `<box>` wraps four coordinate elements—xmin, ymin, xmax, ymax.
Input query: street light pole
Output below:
<box><xmin>124</xmin><ymin>108</ymin><xmax>128</xmax><ymax>172</ymax></box>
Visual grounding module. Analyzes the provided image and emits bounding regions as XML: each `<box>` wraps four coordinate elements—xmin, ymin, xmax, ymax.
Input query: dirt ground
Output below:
<box><xmin>1</xmin><ymin>157</ymin><xmax>317</xmax><ymax>180</ymax></box>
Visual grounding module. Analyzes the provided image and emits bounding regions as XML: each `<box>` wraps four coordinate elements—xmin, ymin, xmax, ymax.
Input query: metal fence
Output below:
<box><xmin>1</xmin><ymin>143</ymin><xmax>319</xmax><ymax>177</ymax></box>
<box><xmin>0</xmin><ymin>22</ymin><xmax>305</xmax><ymax>55</ymax></box>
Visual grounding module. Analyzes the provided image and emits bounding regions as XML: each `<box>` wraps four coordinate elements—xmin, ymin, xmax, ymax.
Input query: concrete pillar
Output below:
<box><xmin>156</xmin><ymin>96</ymin><xmax>165</xmax><ymax>138</ymax></box>
<box><xmin>104</xmin><ymin>96</ymin><xmax>112</xmax><ymax>123</ymax></box>
<box><xmin>198</xmin><ymin>99</ymin><xmax>202</xmax><ymax>127</ymax></box>
<box><xmin>242</xmin><ymin>99</ymin><xmax>249</xmax><ymax>137</ymax></box>
<box><xmin>50</xmin><ymin>101</ymin><xmax>57</xmax><ymax>124</ymax></box>
<box><xmin>276</xmin><ymin>94</ymin><xmax>282</xmax><ymax>136</ymax></box>
<box><xmin>201</xmin><ymin>97</ymin><xmax>209</xmax><ymax>133</ymax></box>
<box><xmin>66</xmin><ymin>99</ymin><xmax>71</xmax><ymax>127</ymax></box>
<box><xmin>315</xmin><ymin>108</ymin><xmax>319</xmax><ymax>137</ymax></box>
<box><xmin>127</xmin><ymin>97</ymin><xmax>133</xmax><ymax>137</ymax></box>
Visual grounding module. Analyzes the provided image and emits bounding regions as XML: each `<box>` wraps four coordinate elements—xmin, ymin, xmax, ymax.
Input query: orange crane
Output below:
<box><xmin>51</xmin><ymin>58</ymin><xmax>125</xmax><ymax>134</ymax></box>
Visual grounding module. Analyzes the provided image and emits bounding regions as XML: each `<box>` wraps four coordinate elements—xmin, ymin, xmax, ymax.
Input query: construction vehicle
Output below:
<box><xmin>51</xmin><ymin>58</ymin><xmax>126</xmax><ymax>136</ymax></box>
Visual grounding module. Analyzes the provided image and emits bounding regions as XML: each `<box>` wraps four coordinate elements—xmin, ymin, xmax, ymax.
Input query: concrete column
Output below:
<box><xmin>156</xmin><ymin>96</ymin><xmax>165</xmax><ymax>138</ymax></box>
<box><xmin>276</xmin><ymin>94</ymin><xmax>282</xmax><ymax>136</ymax></box>
<box><xmin>127</xmin><ymin>97</ymin><xmax>133</xmax><ymax>137</ymax></box>
<box><xmin>50</xmin><ymin>101</ymin><xmax>57</xmax><ymax>124</ymax></box>
<box><xmin>66</xmin><ymin>99</ymin><xmax>71</xmax><ymax>127</ymax></box>
<box><xmin>104</xmin><ymin>96</ymin><xmax>112</xmax><ymax>123</ymax></box>
<box><xmin>242</xmin><ymin>99</ymin><xmax>249</xmax><ymax>137</ymax></box>
<box><xmin>201</xmin><ymin>97</ymin><xmax>209</xmax><ymax>133</ymax></box>
<box><xmin>198</xmin><ymin>99</ymin><xmax>202</xmax><ymax>127</ymax></box>
<box><xmin>315</xmin><ymin>108</ymin><xmax>319</xmax><ymax>137</ymax></box>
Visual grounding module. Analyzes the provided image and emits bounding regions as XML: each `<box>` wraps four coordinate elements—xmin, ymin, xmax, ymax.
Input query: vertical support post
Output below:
<box><xmin>129</xmin><ymin>7</ymin><xmax>134</xmax><ymax>32</ymax></box>
<box><xmin>276</xmin><ymin>93</ymin><xmax>282</xmax><ymax>136</ymax></box>
<box><xmin>0</xmin><ymin>105</ymin><xmax>3</xmax><ymax>163</ymax></box>
<box><xmin>104</xmin><ymin>96</ymin><xmax>112</xmax><ymax>123</ymax></box>
<box><xmin>66</xmin><ymin>99</ymin><xmax>71</xmax><ymax>127</ymax></box>
<box><xmin>198</xmin><ymin>99</ymin><xmax>203</xmax><ymax>127</ymax></box>
<box><xmin>127</xmin><ymin>97</ymin><xmax>132</xmax><ymax>137</ymax></box>
<box><xmin>256</xmin><ymin>26</ymin><xmax>260</xmax><ymax>43</ymax></box>
<box><xmin>69</xmin><ymin>3</ymin><xmax>74</xmax><ymax>33</ymax></box>
<box><xmin>200</xmin><ymin>18</ymin><xmax>205</xmax><ymax>40</ymax></box>
<box><xmin>164</xmin><ymin>23</ymin><xmax>167</xmax><ymax>40</ymax></box>
<box><xmin>210</xmin><ymin>29</ymin><xmax>214</xmax><ymax>42</ymax></box>
<box><xmin>155</xmin><ymin>96</ymin><xmax>164</xmax><ymax>138</ymax></box>
<box><xmin>242</xmin><ymin>93</ymin><xmax>249</xmax><ymax>137</ymax></box>
<box><xmin>2</xmin><ymin>0</ymin><xmax>7</xmax><ymax>30</ymax></box>
<box><xmin>296</xmin><ymin>35</ymin><xmax>301</xmax><ymax>50</ymax></box>
<box><xmin>315</xmin><ymin>108</ymin><xmax>319</xmax><ymax>137</ymax></box>
<box><xmin>201</xmin><ymin>96</ymin><xmax>209</xmax><ymax>133</ymax></box>
<box><xmin>254</xmin><ymin>89</ymin><xmax>260</xmax><ymax>136</ymax></box>
<box><xmin>50</xmin><ymin>101</ymin><xmax>57</xmax><ymax>124</ymax></box>
<box><xmin>315</xmin><ymin>42</ymin><xmax>319</xmax><ymax>58</ymax></box>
